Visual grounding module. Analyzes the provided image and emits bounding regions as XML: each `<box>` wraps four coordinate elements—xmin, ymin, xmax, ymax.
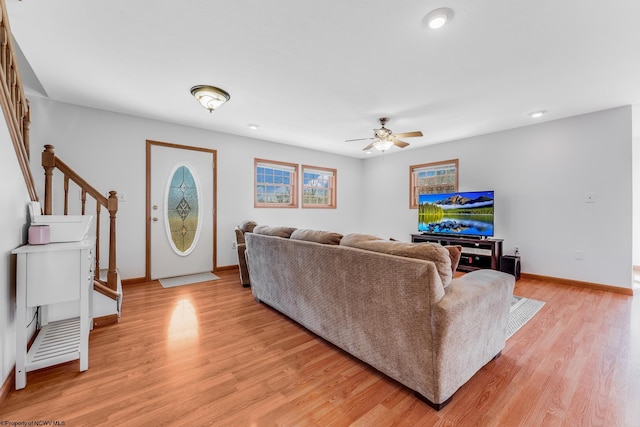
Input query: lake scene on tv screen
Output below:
<box><xmin>418</xmin><ymin>191</ymin><xmax>494</xmax><ymax>237</ymax></box>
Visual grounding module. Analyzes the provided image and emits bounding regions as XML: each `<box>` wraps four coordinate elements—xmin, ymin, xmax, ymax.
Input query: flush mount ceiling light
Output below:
<box><xmin>422</xmin><ymin>8</ymin><xmax>454</xmax><ymax>29</ymax></box>
<box><xmin>247</xmin><ymin>123</ymin><xmax>260</xmax><ymax>130</ymax></box>
<box><xmin>190</xmin><ymin>85</ymin><xmax>230</xmax><ymax>113</ymax></box>
<box><xmin>528</xmin><ymin>110</ymin><xmax>547</xmax><ymax>118</ymax></box>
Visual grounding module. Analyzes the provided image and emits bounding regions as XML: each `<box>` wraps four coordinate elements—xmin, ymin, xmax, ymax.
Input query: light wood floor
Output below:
<box><xmin>1</xmin><ymin>270</ymin><xmax>638</xmax><ymax>426</ymax></box>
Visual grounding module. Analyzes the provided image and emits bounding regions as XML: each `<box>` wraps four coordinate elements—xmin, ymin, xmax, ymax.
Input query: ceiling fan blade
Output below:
<box><xmin>346</xmin><ymin>137</ymin><xmax>374</xmax><ymax>142</ymax></box>
<box><xmin>392</xmin><ymin>139</ymin><xmax>410</xmax><ymax>148</ymax></box>
<box><xmin>391</xmin><ymin>131</ymin><xmax>423</xmax><ymax>139</ymax></box>
<box><xmin>362</xmin><ymin>143</ymin><xmax>375</xmax><ymax>151</ymax></box>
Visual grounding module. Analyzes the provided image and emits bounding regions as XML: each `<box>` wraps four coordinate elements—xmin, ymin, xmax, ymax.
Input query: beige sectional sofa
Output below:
<box><xmin>244</xmin><ymin>226</ymin><xmax>515</xmax><ymax>409</ymax></box>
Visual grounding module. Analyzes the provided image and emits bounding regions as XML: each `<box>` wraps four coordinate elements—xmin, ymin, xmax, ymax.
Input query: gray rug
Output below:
<box><xmin>507</xmin><ymin>295</ymin><xmax>545</xmax><ymax>339</ymax></box>
<box><xmin>159</xmin><ymin>272</ymin><xmax>219</xmax><ymax>288</ymax></box>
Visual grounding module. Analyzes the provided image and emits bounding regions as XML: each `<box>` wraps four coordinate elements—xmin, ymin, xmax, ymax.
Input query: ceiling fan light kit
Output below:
<box><xmin>190</xmin><ymin>85</ymin><xmax>230</xmax><ymax>113</ymax></box>
<box><xmin>373</xmin><ymin>140</ymin><xmax>394</xmax><ymax>152</ymax></box>
<box><xmin>423</xmin><ymin>7</ymin><xmax>454</xmax><ymax>29</ymax></box>
<box><xmin>346</xmin><ymin>117</ymin><xmax>423</xmax><ymax>153</ymax></box>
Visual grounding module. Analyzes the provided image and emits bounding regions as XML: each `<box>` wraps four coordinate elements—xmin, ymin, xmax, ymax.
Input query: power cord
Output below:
<box><xmin>26</xmin><ymin>306</ymin><xmax>40</xmax><ymax>329</ymax></box>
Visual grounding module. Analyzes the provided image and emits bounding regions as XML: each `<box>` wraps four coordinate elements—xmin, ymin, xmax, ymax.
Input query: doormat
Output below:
<box><xmin>159</xmin><ymin>272</ymin><xmax>219</xmax><ymax>288</ymax></box>
<box><xmin>507</xmin><ymin>295</ymin><xmax>545</xmax><ymax>339</ymax></box>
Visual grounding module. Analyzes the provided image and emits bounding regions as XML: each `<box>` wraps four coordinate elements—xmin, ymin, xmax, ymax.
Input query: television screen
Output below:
<box><xmin>418</xmin><ymin>190</ymin><xmax>494</xmax><ymax>237</ymax></box>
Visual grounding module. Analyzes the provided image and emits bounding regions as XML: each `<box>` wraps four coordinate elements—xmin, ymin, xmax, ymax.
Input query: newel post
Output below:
<box><xmin>107</xmin><ymin>191</ymin><xmax>119</xmax><ymax>292</ymax></box>
<box><xmin>42</xmin><ymin>145</ymin><xmax>56</xmax><ymax>214</ymax></box>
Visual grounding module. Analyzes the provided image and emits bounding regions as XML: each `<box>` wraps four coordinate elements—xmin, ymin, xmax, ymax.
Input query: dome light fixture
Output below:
<box><xmin>190</xmin><ymin>85</ymin><xmax>230</xmax><ymax>113</ymax></box>
<box><xmin>423</xmin><ymin>8</ymin><xmax>454</xmax><ymax>30</ymax></box>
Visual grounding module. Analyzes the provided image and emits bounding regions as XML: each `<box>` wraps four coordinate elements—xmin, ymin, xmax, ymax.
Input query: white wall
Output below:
<box><xmin>0</xmin><ymin>120</ymin><xmax>32</xmax><ymax>390</ymax></box>
<box><xmin>634</xmin><ymin>135</ymin><xmax>640</xmax><ymax>267</ymax></box>
<box><xmin>27</xmin><ymin>97</ymin><xmax>364</xmax><ymax>280</ymax></box>
<box><xmin>632</xmin><ymin>102</ymin><xmax>640</xmax><ymax>267</ymax></box>
<box><xmin>362</xmin><ymin>106</ymin><xmax>633</xmax><ymax>289</ymax></box>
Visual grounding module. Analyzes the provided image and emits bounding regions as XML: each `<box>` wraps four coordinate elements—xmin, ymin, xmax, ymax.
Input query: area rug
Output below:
<box><xmin>159</xmin><ymin>272</ymin><xmax>219</xmax><ymax>288</ymax></box>
<box><xmin>507</xmin><ymin>295</ymin><xmax>545</xmax><ymax>339</ymax></box>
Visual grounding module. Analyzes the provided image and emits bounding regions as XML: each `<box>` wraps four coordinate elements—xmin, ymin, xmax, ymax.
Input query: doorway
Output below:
<box><xmin>146</xmin><ymin>140</ymin><xmax>217</xmax><ymax>280</ymax></box>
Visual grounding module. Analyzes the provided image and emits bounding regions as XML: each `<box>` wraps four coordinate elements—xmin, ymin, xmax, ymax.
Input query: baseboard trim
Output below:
<box><xmin>521</xmin><ymin>273</ymin><xmax>633</xmax><ymax>296</ymax></box>
<box><xmin>121</xmin><ymin>277</ymin><xmax>146</xmax><ymax>286</ymax></box>
<box><xmin>93</xmin><ymin>314</ymin><xmax>119</xmax><ymax>328</ymax></box>
<box><xmin>0</xmin><ymin>367</ymin><xmax>14</xmax><ymax>407</ymax></box>
<box><xmin>215</xmin><ymin>265</ymin><xmax>239</xmax><ymax>272</ymax></box>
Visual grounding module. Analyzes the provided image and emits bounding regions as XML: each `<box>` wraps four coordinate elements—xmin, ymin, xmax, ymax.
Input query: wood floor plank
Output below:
<box><xmin>1</xmin><ymin>270</ymin><xmax>638</xmax><ymax>426</ymax></box>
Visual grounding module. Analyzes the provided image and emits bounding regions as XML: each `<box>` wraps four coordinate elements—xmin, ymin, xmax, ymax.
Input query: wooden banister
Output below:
<box><xmin>0</xmin><ymin>0</ymin><xmax>37</xmax><ymax>201</ymax></box>
<box><xmin>42</xmin><ymin>145</ymin><xmax>119</xmax><ymax>294</ymax></box>
<box><xmin>94</xmin><ymin>280</ymin><xmax>119</xmax><ymax>300</ymax></box>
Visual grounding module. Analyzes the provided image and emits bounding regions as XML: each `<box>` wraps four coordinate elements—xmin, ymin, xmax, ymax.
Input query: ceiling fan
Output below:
<box><xmin>346</xmin><ymin>117</ymin><xmax>423</xmax><ymax>152</ymax></box>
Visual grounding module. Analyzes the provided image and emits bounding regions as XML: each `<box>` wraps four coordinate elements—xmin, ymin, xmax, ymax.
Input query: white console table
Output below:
<box><xmin>12</xmin><ymin>237</ymin><xmax>95</xmax><ymax>389</ymax></box>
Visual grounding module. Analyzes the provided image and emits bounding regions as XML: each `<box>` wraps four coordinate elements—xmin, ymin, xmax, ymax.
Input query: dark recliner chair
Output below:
<box><xmin>234</xmin><ymin>220</ymin><xmax>257</xmax><ymax>287</ymax></box>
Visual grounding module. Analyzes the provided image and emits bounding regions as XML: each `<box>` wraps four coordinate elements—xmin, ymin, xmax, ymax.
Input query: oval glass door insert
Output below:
<box><xmin>164</xmin><ymin>162</ymin><xmax>202</xmax><ymax>256</ymax></box>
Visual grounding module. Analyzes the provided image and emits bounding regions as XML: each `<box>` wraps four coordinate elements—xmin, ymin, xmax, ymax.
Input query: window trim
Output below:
<box><xmin>409</xmin><ymin>159</ymin><xmax>459</xmax><ymax>209</ymax></box>
<box><xmin>301</xmin><ymin>164</ymin><xmax>337</xmax><ymax>209</ymax></box>
<box><xmin>254</xmin><ymin>158</ymin><xmax>298</xmax><ymax>208</ymax></box>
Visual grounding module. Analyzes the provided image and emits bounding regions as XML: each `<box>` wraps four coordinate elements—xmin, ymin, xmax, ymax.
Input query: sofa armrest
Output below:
<box><xmin>431</xmin><ymin>269</ymin><xmax>515</xmax><ymax>401</ymax></box>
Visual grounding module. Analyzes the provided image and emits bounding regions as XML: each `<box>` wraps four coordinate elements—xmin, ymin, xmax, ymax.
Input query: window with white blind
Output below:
<box><xmin>302</xmin><ymin>165</ymin><xmax>337</xmax><ymax>208</ymax></box>
<box><xmin>409</xmin><ymin>159</ymin><xmax>458</xmax><ymax>209</ymax></box>
<box><xmin>254</xmin><ymin>159</ymin><xmax>298</xmax><ymax>208</ymax></box>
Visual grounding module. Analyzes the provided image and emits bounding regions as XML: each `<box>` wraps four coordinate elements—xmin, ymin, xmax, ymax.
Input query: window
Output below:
<box><xmin>302</xmin><ymin>165</ymin><xmax>337</xmax><ymax>208</ymax></box>
<box><xmin>255</xmin><ymin>159</ymin><xmax>298</xmax><ymax>208</ymax></box>
<box><xmin>409</xmin><ymin>159</ymin><xmax>458</xmax><ymax>209</ymax></box>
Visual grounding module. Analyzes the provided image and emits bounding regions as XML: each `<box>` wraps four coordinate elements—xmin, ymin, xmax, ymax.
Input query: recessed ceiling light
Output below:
<box><xmin>422</xmin><ymin>8</ymin><xmax>454</xmax><ymax>30</ymax></box>
<box><xmin>528</xmin><ymin>110</ymin><xmax>547</xmax><ymax>118</ymax></box>
<box><xmin>247</xmin><ymin>123</ymin><xmax>260</xmax><ymax>130</ymax></box>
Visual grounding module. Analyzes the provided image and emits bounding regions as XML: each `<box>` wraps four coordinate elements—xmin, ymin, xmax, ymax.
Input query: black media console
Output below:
<box><xmin>411</xmin><ymin>234</ymin><xmax>503</xmax><ymax>272</ymax></box>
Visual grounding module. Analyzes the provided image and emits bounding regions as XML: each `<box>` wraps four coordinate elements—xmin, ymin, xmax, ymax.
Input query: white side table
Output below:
<box><xmin>12</xmin><ymin>237</ymin><xmax>95</xmax><ymax>389</ymax></box>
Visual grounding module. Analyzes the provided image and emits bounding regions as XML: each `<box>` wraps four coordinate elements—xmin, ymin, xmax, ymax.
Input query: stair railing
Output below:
<box><xmin>0</xmin><ymin>0</ymin><xmax>37</xmax><ymax>201</ymax></box>
<box><xmin>42</xmin><ymin>145</ymin><xmax>119</xmax><ymax>295</ymax></box>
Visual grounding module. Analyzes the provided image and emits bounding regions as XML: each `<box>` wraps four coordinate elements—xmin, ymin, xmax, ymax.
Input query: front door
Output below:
<box><xmin>147</xmin><ymin>140</ymin><xmax>216</xmax><ymax>280</ymax></box>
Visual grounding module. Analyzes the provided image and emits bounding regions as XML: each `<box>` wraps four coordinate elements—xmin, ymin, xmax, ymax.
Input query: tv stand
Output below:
<box><xmin>411</xmin><ymin>234</ymin><xmax>503</xmax><ymax>272</ymax></box>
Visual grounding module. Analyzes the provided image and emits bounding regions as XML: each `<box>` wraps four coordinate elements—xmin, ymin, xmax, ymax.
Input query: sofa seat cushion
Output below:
<box><xmin>341</xmin><ymin>238</ymin><xmax>453</xmax><ymax>287</ymax></box>
<box><xmin>253</xmin><ymin>225</ymin><xmax>297</xmax><ymax>238</ymax></box>
<box><xmin>290</xmin><ymin>229</ymin><xmax>343</xmax><ymax>245</ymax></box>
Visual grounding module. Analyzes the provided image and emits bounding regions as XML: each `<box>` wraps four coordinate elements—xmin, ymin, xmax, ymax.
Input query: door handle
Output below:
<box><xmin>152</xmin><ymin>217</ymin><xmax>158</xmax><ymax>222</ymax></box>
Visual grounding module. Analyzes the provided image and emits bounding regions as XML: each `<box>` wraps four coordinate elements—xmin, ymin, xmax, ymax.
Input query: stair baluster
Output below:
<box><xmin>41</xmin><ymin>144</ymin><xmax>119</xmax><ymax>295</ymax></box>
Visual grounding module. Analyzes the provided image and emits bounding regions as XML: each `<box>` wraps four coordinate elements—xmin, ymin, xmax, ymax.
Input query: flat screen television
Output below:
<box><xmin>418</xmin><ymin>190</ymin><xmax>494</xmax><ymax>238</ymax></box>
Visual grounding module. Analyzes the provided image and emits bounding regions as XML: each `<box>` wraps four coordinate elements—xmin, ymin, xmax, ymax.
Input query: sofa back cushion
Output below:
<box><xmin>340</xmin><ymin>233</ymin><xmax>383</xmax><ymax>246</ymax></box>
<box><xmin>444</xmin><ymin>245</ymin><xmax>462</xmax><ymax>273</ymax></box>
<box><xmin>341</xmin><ymin>238</ymin><xmax>453</xmax><ymax>287</ymax></box>
<box><xmin>253</xmin><ymin>225</ymin><xmax>297</xmax><ymax>238</ymax></box>
<box><xmin>290</xmin><ymin>229</ymin><xmax>343</xmax><ymax>245</ymax></box>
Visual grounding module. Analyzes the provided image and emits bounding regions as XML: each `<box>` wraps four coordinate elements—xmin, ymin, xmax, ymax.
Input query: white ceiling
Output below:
<box><xmin>6</xmin><ymin>0</ymin><xmax>640</xmax><ymax>158</ymax></box>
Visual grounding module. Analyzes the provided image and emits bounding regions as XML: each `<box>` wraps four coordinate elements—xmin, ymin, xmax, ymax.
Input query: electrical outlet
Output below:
<box><xmin>576</xmin><ymin>250</ymin><xmax>585</xmax><ymax>260</ymax></box>
<box><xmin>514</xmin><ymin>246</ymin><xmax>520</xmax><ymax>256</ymax></box>
<box><xmin>232</xmin><ymin>241</ymin><xmax>237</xmax><ymax>250</ymax></box>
